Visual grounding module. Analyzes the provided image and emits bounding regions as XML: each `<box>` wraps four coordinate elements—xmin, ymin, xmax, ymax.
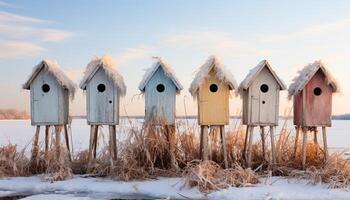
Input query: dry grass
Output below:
<box><xmin>1</xmin><ymin>116</ymin><xmax>350</xmax><ymax>192</ymax></box>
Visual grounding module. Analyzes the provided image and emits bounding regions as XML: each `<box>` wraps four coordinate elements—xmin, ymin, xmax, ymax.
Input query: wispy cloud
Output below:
<box><xmin>163</xmin><ymin>31</ymin><xmax>266</xmax><ymax>57</ymax></box>
<box><xmin>261</xmin><ymin>18</ymin><xmax>350</xmax><ymax>43</ymax></box>
<box><xmin>0</xmin><ymin>10</ymin><xmax>75</xmax><ymax>59</ymax></box>
<box><xmin>0</xmin><ymin>41</ymin><xmax>45</xmax><ymax>58</ymax></box>
<box><xmin>114</xmin><ymin>45</ymin><xmax>153</xmax><ymax>64</ymax></box>
<box><xmin>0</xmin><ymin>1</ymin><xmax>13</xmax><ymax>8</ymax></box>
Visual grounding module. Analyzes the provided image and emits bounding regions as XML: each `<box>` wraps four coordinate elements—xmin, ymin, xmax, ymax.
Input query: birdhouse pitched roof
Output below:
<box><xmin>189</xmin><ymin>55</ymin><xmax>238</xmax><ymax>97</ymax></box>
<box><xmin>79</xmin><ymin>55</ymin><xmax>127</xmax><ymax>97</ymax></box>
<box><xmin>138</xmin><ymin>57</ymin><xmax>183</xmax><ymax>93</ymax></box>
<box><xmin>22</xmin><ymin>59</ymin><xmax>76</xmax><ymax>99</ymax></box>
<box><xmin>239</xmin><ymin>60</ymin><xmax>287</xmax><ymax>92</ymax></box>
<box><xmin>288</xmin><ymin>60</ymin><xmax>339</xmax><ymax>99</ymax></box>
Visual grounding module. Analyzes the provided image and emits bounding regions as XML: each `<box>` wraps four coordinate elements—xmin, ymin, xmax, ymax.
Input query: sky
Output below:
<box><xmin>0</xmin><ymin>0</ymin><xmax>349</xmax><ymax>116</ymax></box>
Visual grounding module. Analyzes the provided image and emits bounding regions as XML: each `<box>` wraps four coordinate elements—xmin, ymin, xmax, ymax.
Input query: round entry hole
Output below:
<box><xmin>314</xmin><ymin>87</ymin><xmax>322</xmax><ymax>96</ymax></box>
<box><xmin>262</xmin><ymin>101</ymin><xmax>266</xmax><ymax>104</ymax></box>
<box><xmin>97</xmin><ymin>84</ymin><xmax>106</xmax><ymax>92</ymax></box>
<box><xmin>209</xmin><ymin>84</ymin><xmax>218</xmax><ymax>93</ymax></box>
<box><xmin>42</xmin><ymin>84</ymin><xmax>50</xmax><ymax>93</ymax></box>
<box><xmin>109</xmin><ymin>100</ymin><xmax>112</xmax><ymax>104</ymax></box>
<box><xmin>260</xmin><ymin>84</ymin><xmax>269</xmax><ymax>93</ymax></box>
<box><xmin>156</xmin><ymin>84</ymin><xmax>165</xmax><ymax>93</ymax></box>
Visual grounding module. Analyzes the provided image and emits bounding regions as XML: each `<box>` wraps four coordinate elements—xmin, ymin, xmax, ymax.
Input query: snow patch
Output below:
<box><xmin>22</xmin><ymin>59</ymin><xmax>76</xmax><ymax>100</ymax></box>
<box><xmin>189</xmin><ymin>55</ymin><xmax>238</xmax><ymax>98</ymax></box>
<box><xmin>138</xmin><ymin>57</ymin><xmax>183</xmax><ymax>93</ymax></box>
<box><xmin>79</xmin><ymin>54</ymin><xmax>127</xmax><ymax>97</ymax></box>
<box><xmin>288</xmin><ymin>60</ymin><xmax>340</xmax><ymax>99</ymax></box>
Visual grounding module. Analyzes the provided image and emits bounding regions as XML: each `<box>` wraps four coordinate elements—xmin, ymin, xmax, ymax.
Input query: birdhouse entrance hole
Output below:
<box><xmin>314</xmin><ymin>87</ymin><xmax>322</xmax><ymax>96</ymax></box>
<box><xmin>41</xmin><ymin>84</ymin><xmax>50</xmax><ymax>93</ymax></box>
<box><xmin>260</xmin><ymin>84</ymin><xmax>269</xmax><ymax>93</ymax></box>
<box><xmin>156</xmin><ymin>84</ymin><xmax>165</xmax><ymax>93</ymax></box>
<box><xmin>97</xmin><ymin>84</ymin><xmax>106</xmax><ymax>92</ymax></box>
<box><xmin>209</xmin><ymin>84</ymin><xmax>218</xmax><ymax>93</ymax></box>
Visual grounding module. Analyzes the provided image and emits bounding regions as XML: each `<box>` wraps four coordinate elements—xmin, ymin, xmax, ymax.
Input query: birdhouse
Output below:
<box><xmin>239</xmin><ymin>60</ymin><xmax>286</xmax><ymax>126</ymax></box>
<box><xmin>288</xmin><ymin>60</ymin><xmax>339</xmax><ymax>127</ymax></box>
<box><xmin>22</xmin><ymin>60</ymin><xmax>76</xmax><ymax>126</ymax></box>
<box><xmin>80</xmin><ymin>55</ymin><xmax>126</xmax><ymax>125</ymax></box>
<box><xmin>189</xmin><ymin>56</ymin><xmax>238</xmax><ymax>125</ymax></box>
<box><xmin>139</xmin><ymin>58</ymin><xmax>183</xmax><ymax>125</ymax></box>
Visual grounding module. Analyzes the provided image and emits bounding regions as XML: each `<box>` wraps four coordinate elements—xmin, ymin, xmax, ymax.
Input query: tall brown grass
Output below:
<box><xmin>1</xmin><ymin>117</ymin><xmax>350</xmax><ymax>192</ymax></box>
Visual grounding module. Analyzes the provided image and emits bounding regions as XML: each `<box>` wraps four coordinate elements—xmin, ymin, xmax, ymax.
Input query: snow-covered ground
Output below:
<box><xmin>1</xmin><ymin>119</ymin><xmax>350</xmax><ymax>199</ymax></box>
<box><xmin>0</xmin><ymin>176</ymin><xmax>350</xmax><ymax>200</ymax></box>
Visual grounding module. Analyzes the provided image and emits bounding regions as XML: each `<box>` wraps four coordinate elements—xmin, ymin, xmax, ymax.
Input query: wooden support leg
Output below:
<box><xmin>260</xmin><ymin>126</ymin><xmax>266</xmax><ymax>161</ymax></box>
<box><xmin>165</xmin><ymin>125</ymin><xmax>179</xmax><ymax>170</ymax></box>
<box><xmin>45</xmin><ymin>125</ymin><xmax>50</xmax><ymax>159</ymax></box>
<box><xmin>302</xmin><ymin>127</ymin><xmax>307</xmax><ymax>169</ymax></box>
<box><xmin>31</xmin><ymin>126</ymin><xmax>40</xmax><ymax>162</ymax></box>
<box><xmin>109</xmin><ymin>125</ymin><xmax>117</xmax><ymax>164</ymax></box>
<box><xmin>199</xmin><ymin>126</ymin><xmax>203</xmax><ymax>159</ymax></box>
<box><xmin>63</xmin><ymin>125</ymin><xmax>71</xmax><ymax>161</ymax></box>
<box><xmin>55</xmin><ymin>125</ymin><xmax>62</xmax><ymax>158</ymax></box>
<box><xmin>88</xmin><ymin>125</ymin><xmax>94</xmax><ymax>162</ymax></box>
<box><xmin>220</xmin><ymin>125</ymin><xmax>228</xmax><ymax>169</ymax></box>
<box><xmin>314</xmin><ymin>127</ymin><xmax>318</xmax><ymax>155</ymax></box>
<box><xmin>270</xmin><ymin>126</ymin><xmax>276</xmax><ymax>165</ymax></box>
<box><xmin>201</xmin><ymin>125</ymin><xmax>209</xmax><ymax>161</ymax></box>
<box><xmin>243</xmin><ymin>126</ymin><xmax>249</xmax><ymax>161</ymax></box>
<box><xmin>322</xmin><ymin>127</ymin><xmax>328</xmax><ymax>161</ymax></box>
<box><xmin>247</xmin><ymin>126</ymin><xmax>254</xmax><ymax>168</ymax></box>
<box><xmin>93</xmin><ymin>125</ymin><xmax>98</xmax><ymax>159</ymax></box>
<box><xmin>293</xmin><ymin>126</ymin><xmax>300</xmax><ymax>159</ymax></box>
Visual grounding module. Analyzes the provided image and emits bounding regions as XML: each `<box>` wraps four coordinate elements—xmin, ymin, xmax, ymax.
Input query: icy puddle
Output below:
<box><xmin>1</xmin><ymin>176</ymin><xmax>350</xmax><ymax>200</ymax></box>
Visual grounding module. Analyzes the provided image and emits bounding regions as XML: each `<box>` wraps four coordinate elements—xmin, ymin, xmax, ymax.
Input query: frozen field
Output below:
<box><xmin>0</xmin><ymin>118</ymin><xmax>349</xmax><ymax>153</ymax></box>
<box><xmin>0</xmin><ymin>118</ymin><xmax>349</xmax><ymax>199</ymax></box>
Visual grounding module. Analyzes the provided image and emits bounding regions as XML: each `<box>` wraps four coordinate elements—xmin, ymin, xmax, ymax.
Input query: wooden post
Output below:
<box><xmin>165</xmin><ymin>125</ymin><xmax>178</xmax><ymax>169</ymax></box>
<box><xmin>45</xmin><ymin>125</ymin><xmax>50</xmax><ymax>159</ymax></box>
<box><xmin>322</xmin><ymin>126</ymin><xmax>328</xmax><ymax>161</ymax></box>
<box><xmin>313</xmin><ymin>127</ymin><xmax>318</xmax><ymax>155</ymax></box>
<box><xmin>247</xmin><ymin>126</ymin><xmax>254</xmax><ymax>168</ymax></box>
<box><xmin>55</xmin><ymin>125</ymin><xmax>62</xmax><ymax>158</ymax></box>
<box><xmin>270</xmin><ymin>126</ymin><xmax>276</xmax><ymax>165</ymax></box>
<box><xmin>220</xmin><ymin>125</ymin><xmax>228</xmax><ymax>169</ymax></box>
<box><xmin>63</xmin><ymin>125</ymin><xmax>71</xmax><ymax>161</ymax></box>
<box><xmin>293</xmin><ymin>126</ymin><xmax>300</xmax><ymax>159</ymax></box>
<box><xmin>88</xmin><ymin>125</ymin><xmax>98</xmax><ymax>162</ymax></box>
<box><xmin>260</xmin><ymin>126</ymin><xmax>266</xmax><ymax>161</ymax></box>
<box><xmin>302</xmin><ymin>127</ymin><xmax>307</xmax><ymax>169</ymax></box>
<box><xmin>31</xmin><ymin>126</ymin><xmax>40</xmax><ymax>162</ymax></box>
<box><xmin>199</xmin><ymin>126</ymin><xmax>203</xmax><ymax>159</ymax></box>
<box><xmin>88</xmin><ymin>125</ymin><xmax>94</xmax><ymax>162</ymax></box>
<box><xmin>109</xmin><ymin>125</ymin><xmax>117</xmax><ymax>163</ymax></box>
<box><xmin>93</xmin><ymin>125</ymin><xmax>98</xmax><ymax>159</ymax></box>
<box><xmin>243</xmin><ymin>126</ymin><xmax>249</xmax><ymax>161</ymax></box>
<box><xmin>201</xmin><ymin>125</ymin><xmax>209</xmax><ymax>160</ymax></box>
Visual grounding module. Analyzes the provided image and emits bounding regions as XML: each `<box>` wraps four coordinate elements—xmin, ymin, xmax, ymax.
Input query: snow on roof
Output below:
<box><xmin>189</xmin><ymin>55</ymin><xmax>238</xmax><ymax>97</ymax></box>
<box><xmin>288</xmin><ymin>60</ymin><xmax>340</xmax><ymax>99</ymax></box>
<box><xmin>79</xmin><ymin>55</ymin><xmax>126</xmax><ymax>97</ymax></box>
<box><xmin>22</xmin><ymin>59</ymin><xmax>76</xmax><ymax>100</ymax></box>
<box><xmin>138</xmin><ymin>57</ymin><xmax>183</xmax><ymax>93</ymax></box>
<box><xmin>239</xmin><ymin>60</ymin><xmax>287</xmax><ymax>93</ymax></box>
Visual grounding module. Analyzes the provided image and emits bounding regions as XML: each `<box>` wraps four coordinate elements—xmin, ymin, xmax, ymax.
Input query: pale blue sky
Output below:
<box><xmin>0</xmin><ymin>0</ymin><xmax>349</xmax><ymax>115</ymax></box>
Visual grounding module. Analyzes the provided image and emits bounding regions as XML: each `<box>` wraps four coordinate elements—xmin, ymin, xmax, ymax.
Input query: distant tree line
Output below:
<box><xmin>0</xmin><ymin>109</ymin><xmax>30</xmax><ymax>120</ymax></box>
<box><xmin>332</xmin><ymin>114</ymin><xmax>350</xmax><ymax>120</ymax></box>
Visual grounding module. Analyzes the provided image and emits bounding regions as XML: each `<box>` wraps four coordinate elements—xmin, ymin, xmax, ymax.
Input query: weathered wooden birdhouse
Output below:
<box><xmin>80</xmin><ymin>55</ymin><xmax>126</xmax><ymax>125</ymax></box>
<box><xmin>240</xmin><ymin>60</ymin><xmax>286</xmax><ymax>126</ymax></box>
<box><xmin>23</xmin><ymin>60</ymin><xmax>76</xmax><ymax>126</ymax></box>
<box><xmin>139</xmin><ymin>57</ymin><xmax>183</xmax><ymax>125</ymax></box>
<box><xmin>189</xmin><ymin>56</ymin><xmax>237</xmax><ymax>125</ymax></box>
<box><xmin>288</xmin><ymin>60</ymin><xmax>339</xmax><ymax>127</ymax></box>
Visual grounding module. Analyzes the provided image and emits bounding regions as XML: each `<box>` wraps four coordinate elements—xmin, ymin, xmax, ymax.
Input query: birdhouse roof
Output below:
<box><xmin>239</xmin><ymin>60</ymin><xmax>287</xmax><ymax>92</ymax></box>
<box><xmin>189</xmin><ymin>55</ymin><xmax>238</xmax><ymax>97</ymax></box>
<box><xmin>22</xmin><ymin>59</ymin><xmax>76</xmax><ymax>99</ymax></box>
<box><xmin>79</xmin><ymin>55</ymin><xmax>127</xmax><ymax>97</ymax></box>
<box><xmin>138</xmin><ymin>57</ymin><xmax>183</xmax><ymax>93</ymax></box>
<box><xmin>288</xmin><ymin>60</ymin><xmax>340</xmax><ymax>99</ymax></box>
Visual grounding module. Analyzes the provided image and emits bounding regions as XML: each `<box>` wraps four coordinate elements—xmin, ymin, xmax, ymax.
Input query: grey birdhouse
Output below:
<box><xmin>139</xmin><ymin>58</ymin><xmax>183</xmax><ymax>125</ymax></box>
<box><xmin>240</xmin><ymin>60</ymin><xmax>286</xmax><ymax>126</ymax></box>
<box><xmin>80</xmin><ymin>56</ymin><xmax>126</xmax><ymax>125</ymax></box>
<box><xmin>23</xmin><ymin>60</ymin><xmax>76</xmax><ymax>126</ymax></box>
